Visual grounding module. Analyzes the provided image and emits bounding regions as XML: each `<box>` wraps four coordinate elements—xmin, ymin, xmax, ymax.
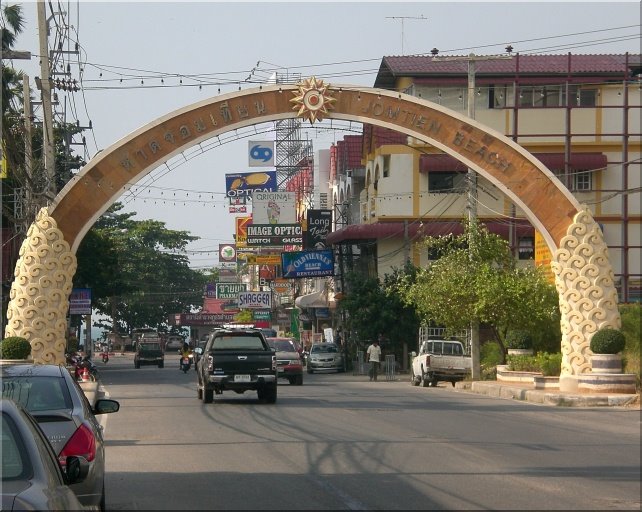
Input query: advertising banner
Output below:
<box><xmin>225</xmin><ymin>171</ymin><xmax>276</xmax><ymax>199</ymax></box>
<box><xmin>204</xmin><ymin>283</ymin><xmax>217</xmax><ymax>298</ymax></box>
<box><xmin>281</xmin><ymin>249</ymin><xmax>334</xmax><ymax>278</ymax></box>
<box><xmin>243</xmin><ymin>253</ymin><xmax>281</xmax><ymax>265</ymax></box>
<box><xmin>238</xmin><ymin>291</ymin><xmax>272</xmax><ymax>309</ymax></box>
<box><xmin>246</xmin><ymin>223</ymin><xmax>303</xmax><ymax>246</ymax></box>
<box><xmin>235</xmin><ymin>216</ymin><xmax>252</xmax><ymax>247</ymax></box>
<box><xmin>248</xmin><ymin>140</ymin><xmax>275</xmax><ymax>167</ymax></box>
<box><xmin>69</xmin><ymin>288</ymin><xmax>92</xmax><ymax>315</ymax></box>
<box><xmin>219</xmin><ymin>244</ymin><xmax>236</xmax><ymax>263</ymax></box>
<box><xmin>252</xmin><ymin>191</ymin><xmax>296</xmax><ymax>224</ymax></box>
<box><xmin>304</xmin><ymin>209</ymin><xmax>332</xmax><ymax>250</ymax></box>
<box><xmin>216</xmin><ymin>283</ymin><xmax>247</xmax><ymax>299</ymax></box>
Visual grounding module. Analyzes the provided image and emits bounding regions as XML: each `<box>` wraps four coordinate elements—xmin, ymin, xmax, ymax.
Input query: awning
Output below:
<box><xmin>295</xmin><ymin>290</ymin><xmax>327</xmax><ymax>309</ymax></box>
<box><xmin>326</xmin><ymin>221</ymin><xmax>533</xmax><ymax>245</ymax></box>
<box><xmin>419</xmin><ymin>152</ymin><xmax>607</xmax><ymax>173</ymax></box>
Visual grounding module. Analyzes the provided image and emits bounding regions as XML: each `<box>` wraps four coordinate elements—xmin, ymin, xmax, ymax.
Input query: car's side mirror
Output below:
<box><xmin>93</xmin><ymin>399</ymin><xmax>120</xmax><ymax>415</ymax></box>
<box><xmin>411</xmin><ymin>351</ymin><xmax>417</xmax><ymax>358</ymax></box>
<box><xmin>64</xmin><ymin>456</ymin><xmax>89</xmax><ymax>484</ymax></box>
<box><xmin>194</xmin><ymin>347</ymin><xmax>203</xmax><ymax>355</ymax></box>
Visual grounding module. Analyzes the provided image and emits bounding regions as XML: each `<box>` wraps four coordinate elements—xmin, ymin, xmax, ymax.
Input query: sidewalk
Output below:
<box><xmin>349</xmin><ymin>371</ymin><xmax>640</xmax><ymax>408</ymax></box>
<box><xmin>453</xmin><ymin>380</ymin><xmax>640</xmax><ymax>408</ymax></box>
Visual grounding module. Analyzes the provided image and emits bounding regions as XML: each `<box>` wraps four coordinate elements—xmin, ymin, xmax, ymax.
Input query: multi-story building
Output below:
<box><xmin>329</xmin><ymin>53</ymin><xmax>641</xmax><ymax>303</ymax></box>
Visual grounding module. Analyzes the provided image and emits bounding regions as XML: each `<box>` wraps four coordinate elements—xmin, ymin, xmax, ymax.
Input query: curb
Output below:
<box><xmin>461</xmin><ymin>381</ymin><xmax>640</xmax><ymax>407</ymax></box>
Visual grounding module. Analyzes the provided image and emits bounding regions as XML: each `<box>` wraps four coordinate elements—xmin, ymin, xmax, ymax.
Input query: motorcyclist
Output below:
<box><xmin>179</xmin><ymin>341</ymin><xmax>192</xmax><ymax>369</ymax></box>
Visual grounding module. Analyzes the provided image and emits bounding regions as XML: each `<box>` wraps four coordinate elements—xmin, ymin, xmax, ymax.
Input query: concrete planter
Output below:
<box><xmin>534</xmin><ymin>376</ymin><xmax>560</xmax><ymax>390</ymax></box>
<box><xmin>507</xmin><ymin>348</ymin><xmax>534</xmax><ymax>356</ymax></box>
<box><xmin>496</xmin><ymin>366</ymin><xmax>542</xmax><ymax>385</ymax></box>
<box><xmin>578</xmin><ymin>373</ymin><xmax>637</xmax><ymax>394</ymax></box>
<box><xmin>590</xmin><ymin>353</ymin><xmax>622</xmax><ymax>374</ymax></box>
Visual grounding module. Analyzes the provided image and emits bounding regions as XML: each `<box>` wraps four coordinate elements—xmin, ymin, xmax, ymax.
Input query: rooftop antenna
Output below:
<box><xmin>385</xmin><ymin>15</ymin><xmax>428</xmax><ymax>55</ymax></box>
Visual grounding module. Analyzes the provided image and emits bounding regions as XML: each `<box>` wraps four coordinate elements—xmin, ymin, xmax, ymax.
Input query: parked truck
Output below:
<box><xmin>410</xmin><ymin>333</ymin><xmax>472</xmax><ymax>387</ymax></box>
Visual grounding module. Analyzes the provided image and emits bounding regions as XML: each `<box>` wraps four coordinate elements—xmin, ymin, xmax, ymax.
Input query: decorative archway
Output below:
<box><xmin>5</xmin><ymin>77</ymin><xmax>620</xmax><ymax>390</ymax></box>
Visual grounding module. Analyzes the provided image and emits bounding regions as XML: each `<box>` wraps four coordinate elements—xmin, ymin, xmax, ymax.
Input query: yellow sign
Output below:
<box><xmin>534</xmin><ymin>230</ymin><xmax>555</xmax><ymax>284</ymax></box>
<box><xmin>0</xmin><ymin>142</ymin><xmax>7</xmax><ymax>179</ymax></box>
<box><xmin>235</xmin><ymin>216</ymin><xmax>252</xmax><ymax>248</ymax></box>
<box><xmin>244</xmin><ymin>254</ymin><xmax>282</xmax><ymax>265</ymax></box>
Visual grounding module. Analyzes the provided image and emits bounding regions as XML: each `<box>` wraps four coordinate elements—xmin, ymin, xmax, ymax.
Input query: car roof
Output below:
<box><xmin>0</xmin><ymin>363</ymin><xmax>65</xmax><ymax>378</ymax></box>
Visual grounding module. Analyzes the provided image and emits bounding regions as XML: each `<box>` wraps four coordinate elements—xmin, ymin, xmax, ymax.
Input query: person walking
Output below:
<box><xmin>366</xmin><ymin>339</ymin><xmax>382</xmax><ymax>381</ymax></box>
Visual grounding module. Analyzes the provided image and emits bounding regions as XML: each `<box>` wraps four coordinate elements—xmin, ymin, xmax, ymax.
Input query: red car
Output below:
<box><xmin>267</xmin><ymin>338</ymin><xmax>303</xmax><ymax>385</ymax></box>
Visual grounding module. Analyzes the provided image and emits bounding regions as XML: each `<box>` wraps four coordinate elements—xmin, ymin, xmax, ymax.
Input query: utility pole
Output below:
<box><xmin>22</xmin><ymin>75</ymin><xmax>33</xmax><ymax>232</ymax></box>
<box><xmin>385</xmin><ymin>15</ymin><xmax>427</xmax><ymax>55</ymax></box>
<box><xmin>37</xmin><ymin>0</ymin><xmax>56</xmax><ymax>200</ymax></box>
<box><xmin>432</xmin><ymin>51</ymin><xmax>513</xmax><ymax>380</ymax></box>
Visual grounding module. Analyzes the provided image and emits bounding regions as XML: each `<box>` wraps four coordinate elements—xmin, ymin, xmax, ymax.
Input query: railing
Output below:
<box><xmin>384</xmin><ymin>355</ymin><xmax>396</xmax><ymax>381</ymax></box>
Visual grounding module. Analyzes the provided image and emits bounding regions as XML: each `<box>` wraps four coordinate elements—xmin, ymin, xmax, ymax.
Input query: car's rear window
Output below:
<box><xmin>211</xmin><ymin>336</ymin><xmax>266</xmax><ymax>350</ymax></box>
<box><xmin>140</xmin><ymin>343</ymin><xmax>160</xmax><ymax>351</ymax></box>
<box><xmin>268</xmin><ymin>339</ymin><xmax>295</xmax><ymax>352</ymax></box>
<box><xmin>1</xmin><ymin>377</ymin><xmax>72</xmax><ymax>412</ymax></box>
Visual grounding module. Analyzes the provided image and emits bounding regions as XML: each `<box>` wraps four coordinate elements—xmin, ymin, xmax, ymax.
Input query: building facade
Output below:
<box><xmin>329</xmin><ymin>53</ymin><xmax>641</xmax><ymax>303</ymax></box>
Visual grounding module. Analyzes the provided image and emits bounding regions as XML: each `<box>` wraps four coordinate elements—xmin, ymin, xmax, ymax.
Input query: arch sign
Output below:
<box><xmin>5</xmin><ymin>77</ymin><xmax>620</xmax><ymax>391</ymax></box>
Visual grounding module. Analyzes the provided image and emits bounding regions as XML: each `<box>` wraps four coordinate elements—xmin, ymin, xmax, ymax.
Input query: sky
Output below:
<box><xmin>7</xmin><ymin>1</ymin><xmax>642</xmax><ymax>272</ymax></box>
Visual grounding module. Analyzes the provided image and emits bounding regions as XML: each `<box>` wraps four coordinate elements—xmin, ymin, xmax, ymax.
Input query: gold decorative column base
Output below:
<box><xmin>551</xmin><ymin>207</ymin><xmax>621</xmax><ymax>379</ymax></box>
<box><xmin>5</xmin><ymin>208</ymin><xmax>77</xmax><ymax>364</ymax></box>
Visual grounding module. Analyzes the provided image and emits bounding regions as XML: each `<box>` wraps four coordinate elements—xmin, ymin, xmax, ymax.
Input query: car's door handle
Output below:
<box><xmin>238</xmin><ymin>356</ymin><xmax>247</xmax><ymax>360</ymax></box>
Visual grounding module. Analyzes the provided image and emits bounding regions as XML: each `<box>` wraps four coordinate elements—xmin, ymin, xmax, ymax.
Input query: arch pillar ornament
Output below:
<box><xmin>5</xmin><ymin>208</ymin><xmax>77</xmax><ymax>364</ymax></box>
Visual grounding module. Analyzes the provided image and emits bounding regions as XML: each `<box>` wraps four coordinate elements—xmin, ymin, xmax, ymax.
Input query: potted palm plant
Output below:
<box><xmin>589</xmin><ymin>327</ymin><xmax>625</xmax><ymax>374</ymax></box>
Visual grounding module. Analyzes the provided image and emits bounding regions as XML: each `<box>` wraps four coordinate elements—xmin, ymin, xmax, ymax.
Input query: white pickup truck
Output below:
<box><xmin>410</xmin><ymin>339</ymin><xmax>472</xmax><ymax>387</ymax></box>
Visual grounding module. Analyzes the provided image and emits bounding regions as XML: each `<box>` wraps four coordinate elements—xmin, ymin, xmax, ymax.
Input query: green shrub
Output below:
<box><xmin>620</xmin><ymin>304</ymin><xmax>641</xmax><ymax>389</ymax></box>
<box><xmin>505</xmin><ymin>330</ymin><xmax>533</xmax><ymax>350</ymax></box>
<box><xmin>535</xmin><ymin>352</ymin><xmax>562</xmax><ymax>376</ymax></box>
<box><xmin>590</xmin><ymin>327</ymin><xmax>626</xmax><ymax>354</ymax></box>
<box><xmin>0</xmin><ymin>337</ymin><xmax>32</xmax><ymax>360</ymax></box>
<box><xmin>506</xmin><ymin>352</ymin><xmax>562</xmax><ymax>376</ymax></box>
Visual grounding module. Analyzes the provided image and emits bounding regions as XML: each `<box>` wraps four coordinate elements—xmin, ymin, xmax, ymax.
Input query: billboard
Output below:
<box><xmin>248</xmin><ymin>140</ymin><xmax>275</xmax><ymax>167</ymax></box>
<box><xmin>238</xmin><ymin>291</ymin><xmax>272</xmax><ymax>309</ymax></box>
<box><xmin>246</xmin><ymin>224</ymin><xmax>303</xmax><ymax>246</ymax></box>
<box><xmin>219</xmin><ymin>244</ymin><xmax>236</xmax><ymax>263</ymax></box>
<box><xmin>69</xmin><ymin>288</ymin><xmax>92</xmax><ymax>315</ymax></box>
<box><xmin>281</xmin><ymin>250</ymin><xmax>334</xmax><ymax>278</ymax></box>
<box><xmin>216</xmin><ymin>283</ymin><xmax>247</xmax><ymax>299</ymax></box>
<box><xmin>235</xmin><ymin>216</ymin><xmax>252</xmax><ymax>247</ymax></box>
<box><xmin>225</xmin><ymin>171</ymin><xmax>276</xmax><ymax>199</ymax></box>
<box><xmin>304</xmin><ymin>209</ymin><xmax>332</xmax><ymax>250</ymax></box>
<box><xmin>252</xmin><ymin>191</ymin><xmax>296</xmax><ymax>224</ymax></box>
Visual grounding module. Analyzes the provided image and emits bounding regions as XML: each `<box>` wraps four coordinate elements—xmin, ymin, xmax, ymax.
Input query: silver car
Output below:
<box><xmin>1</xmin><ymin>398</ymin><xmax>89</xmax><ymax>511</ymax></box>
<box><xmin>1</xmin><ymin>362</ymin><xmax>119</xmax><ymax>510</ymax></box>
<box><xmin>306</xmin><ymin>343</ymin><xmax>345</xmax><ymax>373</ymax></box>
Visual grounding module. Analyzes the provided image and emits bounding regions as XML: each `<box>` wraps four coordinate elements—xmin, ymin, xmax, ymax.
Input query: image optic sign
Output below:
<box><xmin>248</xmin><ymin>140</ymin><xmax>274</xmax><ymax>167</ymax></box>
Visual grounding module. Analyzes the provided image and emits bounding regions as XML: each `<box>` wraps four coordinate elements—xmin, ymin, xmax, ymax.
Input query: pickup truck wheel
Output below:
<box><xmin>158</xmin><ymin>362</ymin><xmax>164</xmax><ymax>368</ymax></box>
<box><xmin>202</xmin><ymin>387</ymin><xmax>213</xmax><ymax>404</ymax></box>
<box><xmin>421</xmin><ymin>373</ymin><xmax>430</xmax><ymax>387</ymax></box>
<box><xmin>263</xmin><ymin>384</ymin><xmax>277</xmax><ymax>404</ymax></box>
<box><xmin>411</xmin><ymin>370</ymin><xmax>419</xmax><ymax>386</ymax></box>
<box><xmin>295</xmin><ymin>375</ymin><xmax>303</xmax><ymax>386</ymax></box>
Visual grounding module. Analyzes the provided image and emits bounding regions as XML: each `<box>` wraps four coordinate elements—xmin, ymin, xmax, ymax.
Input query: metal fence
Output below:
<box><xmin>384</xmin><ymin>355</ymin><xmax>396</xmax><ymax>381</ymax></box>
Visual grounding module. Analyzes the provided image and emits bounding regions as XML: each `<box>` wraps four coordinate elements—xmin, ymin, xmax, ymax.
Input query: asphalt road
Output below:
<box><xmin>97</xmin><ymin>353</ymin><xmax>640</xmax><ymax>510</ymax></box>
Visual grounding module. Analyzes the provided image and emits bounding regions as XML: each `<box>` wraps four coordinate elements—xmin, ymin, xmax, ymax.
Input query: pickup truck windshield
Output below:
<box><xmin>212</xmin><ymin>336</ymin><xmax>266</xmax><ymax>350</ymax></box>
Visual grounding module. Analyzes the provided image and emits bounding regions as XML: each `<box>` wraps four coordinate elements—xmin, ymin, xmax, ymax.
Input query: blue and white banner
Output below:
<box><xmin>225</xmin><ymin>171</ymin><xmax>277</xmax><ymax>198</ymax></box>
<box><xmin>281</xmin><ymin>250</ymin><xmax>334</xmax><ymax>278</ymax></box>
<box><xmin>248</xmin><ymin>141</ymin><xmax>275</xmax><ymax>167</ymax></box>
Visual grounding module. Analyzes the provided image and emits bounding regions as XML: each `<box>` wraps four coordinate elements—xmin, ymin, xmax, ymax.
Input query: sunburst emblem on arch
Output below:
<box><xmin>290</xmin><ymin>76</ymin><xmax>336</xmax><ymax>124</ymax></box>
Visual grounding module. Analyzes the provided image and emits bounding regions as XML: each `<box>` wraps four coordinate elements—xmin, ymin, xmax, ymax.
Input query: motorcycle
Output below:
<box><xmin>180</xmin><ymin>356</ymin><xmax>191</xmax><ymax>373</ymax></box>
<box><xmin>101</xmin><ymin>351</ymin><xmax>109</xmax><ymax>364</ymax></box>
<box><xmin>71</xmin><ymin>355</ymin><xmax>99</xmax><ymax>382</ymax></box>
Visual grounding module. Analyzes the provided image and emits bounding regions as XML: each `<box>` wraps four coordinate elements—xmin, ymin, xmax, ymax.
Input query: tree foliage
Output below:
<box><xmin>338</xmin><ymin>263</ymin><xmax>420</xmax><ymax>360</ymax></box>
<box><xmin>74</xmin><ymin>203</ymin><xmax>209</xmax><ymax>334</ymax></box>
<box><xmin>400</xmin><ymin>220</ymin><xmax>560</xmax><ymax>362</ymax></box>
